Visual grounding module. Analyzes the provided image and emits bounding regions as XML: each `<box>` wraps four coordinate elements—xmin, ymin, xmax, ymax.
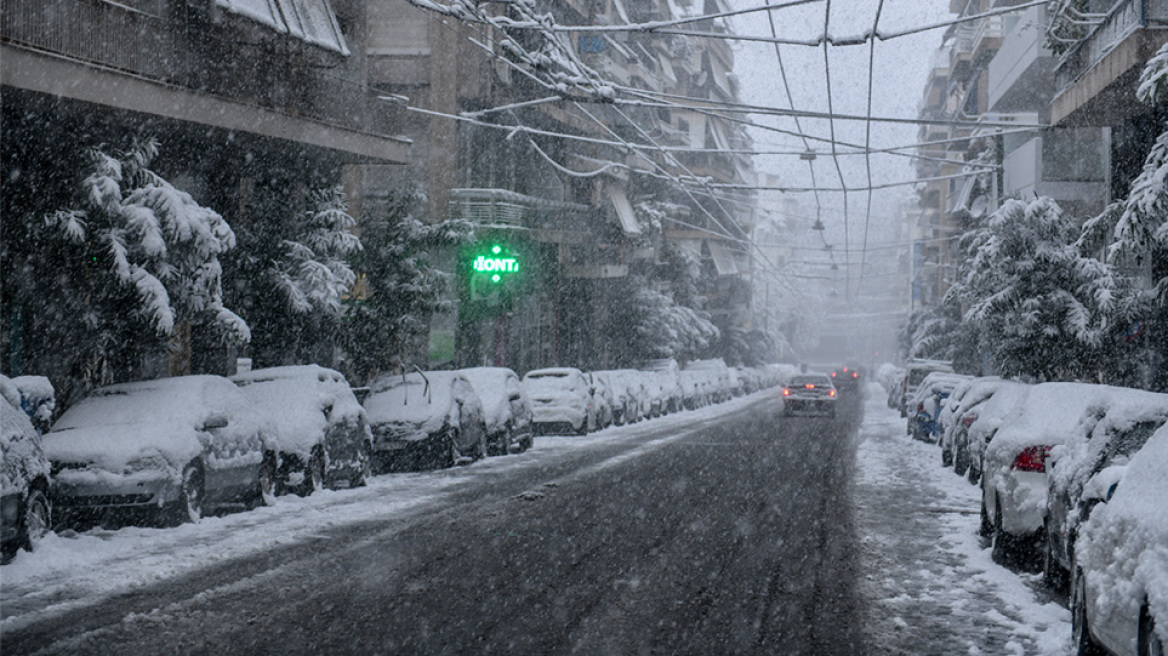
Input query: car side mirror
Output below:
<box><xmin>202</xmin><ymin>415</ymin><xmax>229</xmax><ymax>431</ymax></box>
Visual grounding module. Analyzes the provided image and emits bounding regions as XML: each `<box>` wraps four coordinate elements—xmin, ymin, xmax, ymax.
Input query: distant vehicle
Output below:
<box><xmin>364</xmin><ymin>370</ymin><xmax>488</xmax><ymax>470</ymax></box>
<box><xmin>830</xmin><ymin>365</ymin><xmax>863</xmax><ymax>393</ymax></box>
<box><xmin>232</xmin><ymin>365</ymin><xmax>373</xmax><ymax>494</ymax></box>
<box><xmin>594</xmin><ymin>370</ymin><xmax>644</xmax><ymax>426</ymax></box>
<box><xmin>1</xmin><ymin>376</ymin><xmax>52</xmax><ymax>562</ymax></box>
<box><xmin>1043</xmin><ymin>388</ymin><xmax>1168</xmax><ymax>589</ymax></box>
<box><xmin>899</xmin><ymin>360</ymin><xmax>954</xmax><ymax>417</ymax></box>
<box><xmin>522</xmin><ymin>368</ymin><xmax>596</xmax><ymax>435</ymax></box>
<box><xmin>1071</xmin><ymin>422</ymin><xmax>1168</xmax><ymax>656</ymax></box>
<box><xmin>44</xmin><ymin>375</ymin><xmax>275</xmax><ymax>528</ymax></box>
<box><xmin>461</xmin><ymin>367</ymin><xmax>534</xmax><ymax>455</ymax></box>
<box><xmin>781</xmin><ymin>374</ymin><xmax>838</xmax><ymax>418</ymax></box>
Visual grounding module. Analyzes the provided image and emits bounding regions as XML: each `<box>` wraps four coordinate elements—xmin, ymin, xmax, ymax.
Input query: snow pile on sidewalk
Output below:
<box><xmin>854</xmin><ymin>384</ymin><xmax>1072</xmax><ymax>655</ymax></box>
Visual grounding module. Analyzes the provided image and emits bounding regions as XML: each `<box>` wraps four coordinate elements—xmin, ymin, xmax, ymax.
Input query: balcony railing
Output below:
<box><xmin>1</xmin><ymin>0</ymin><xmax>396</xmax><ymax>139</ymax></box>
<box><xmin>1055</xmin><ymin>0</ymin><xmax>1168</xmax><ymax>91</ymax></box>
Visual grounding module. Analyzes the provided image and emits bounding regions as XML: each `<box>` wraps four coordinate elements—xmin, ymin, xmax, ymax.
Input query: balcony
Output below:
<box><xmin>988</xmin><ymin>5</ymin><xmax>1056</xmax><ymax>112</ymax></box>
<box><xmin>1</xmin><ymin>0</ymin><xmax>409</xmax><ymax>163</ymax></box>
<box><xmin>1052</xmin><ymin>0</ymin><xmax>1168</xmax><ymax>124</ymax></box>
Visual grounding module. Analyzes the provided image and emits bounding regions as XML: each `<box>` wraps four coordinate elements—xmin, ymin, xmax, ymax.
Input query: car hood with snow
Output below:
<box><xmin>43</xmin><ymin>375</ymin><xmax>268</xmax><ymax>478</ymax></box>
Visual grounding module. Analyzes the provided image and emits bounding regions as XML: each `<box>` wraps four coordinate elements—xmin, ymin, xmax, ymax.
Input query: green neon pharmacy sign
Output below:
<box><xmin>471</xmin><ymin>245</ymin><xmax>520</xmax><ymax>283</ymax></box>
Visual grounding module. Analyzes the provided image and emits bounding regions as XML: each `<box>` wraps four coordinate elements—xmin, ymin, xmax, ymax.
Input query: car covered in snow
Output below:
<box><xmin>981</xmin><ymin>383</ymin><xmax>1137</xmax><ymax>567</ymax></box>
<box><xmin>594</xmin><ymin>370</ymin><xmax>644</xmax><ymax>426</ymax></box>
<box><xmin>461</xmin><ymin>367</ymin><xmax>534</xmax><ymax>456</ymax></box>
<box><xmin>781</xmin><ymin>374</ymin><xmax>837</xmax><ymax>418</ymax></box>
<box><xmin>44</xmin><ymin>375</ymin><xmax>275</xmax><ymax>527</ymax></box>
<box><xmin>1</xmin><ymin>376</ymin><xmax>52</xmax><ymax>562</ymax></box>
<box><xmin>965</xmin><ymin>381</ymin><xmax>1033</xmax><ymax>485</ymax></box>
<box><xmin>1071</xmin><ymin>421</ymin><xmax>1168</xmax><ymax>656</ymax></box>
<box><xmin>1043</xmin><ymin>387</ymin><xmax>1168</xmax><ymax>589</ymax></box>
<box><xmin>521</xmin><ymin>367</ymin><xmax>596</xmax><ymax>435</ymax></box>
<box><xmin>232</xmin><ymin>365</ymin><xmax>373</xmax><ymax>494</ymax></box>
<box><xmin>906</xmin><ymin>372</ymin><xmax>969</xmax><ymax>442</ymax></box>
<box><xmin>364</xmin><ymin>370</ymin><xmax>488</xmax><ymax>470</ymax></box>
<box><xmin>938</xmin><ymin>377</ymin><xmax>1007</xmax><ymax>474</ymax></box>
<box><xmin>899</xmin><ymin>359</ymin><xmax>954</xmax><ymax>417</ymax></box>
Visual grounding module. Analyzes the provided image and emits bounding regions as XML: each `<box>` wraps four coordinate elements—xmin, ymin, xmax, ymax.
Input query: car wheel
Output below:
<box><xmin>166</xmin><ymin>462</ymin><xmax>204</xmax><ymax>526</ymax></box>
<box><xmin>1073</xmin><ymin>570</ymin><xmax>1107</xmax><ymax>656</ymax></box>
<box><xmin>257</xmin><ymin>455</ymin><xmax>278</xmax><ymax>507</ymax></box>
<box><xmin>354</xmin><ymin>443</ymin><xmax>372</xmax><ymax>487</ymax></box>
<box><xmin>968</xmin><ymin>457</ymin><xmax>982</xmax><ymax>486</ymax></box>
<box><xmin>301</xmin><ymin>449</ymin><xmax>325</xmax><ymax>495</ymax></box>
<box><xmin>21</xmin><ymin>487</ymin><xmax>52</xmax><ymax>552</ymax></box>
<box><xmin>979</xmin><ymin>493</ymin><xmax>993</xmax><ymax>538</ymax></box>
<box><xmin>1140</xmin><ymin>602</ymin><xmax>1164</xmax><ymax>656</ymax></box>
<box><xmin>1042</xmin><ymin>520</ymin><xmax>1067</xmax><ymax>591</ymax></box>
<box><xmin>954</xmin><ymin>444</ymin><xmax>969</xmax><ymax>476</ymax></box>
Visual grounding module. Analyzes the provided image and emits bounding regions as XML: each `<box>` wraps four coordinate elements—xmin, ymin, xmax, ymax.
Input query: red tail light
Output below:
<box><xmin>1012</xmin><ymin>446</ymin><xmax>1051</xmax><ymax>473</ymax></box>
<box><xmin>917</xmin><ymin>402</ymin><xmax>925</xmax><ymax>413</ymax></box>
<box><xmin>852</xmin><ymin>372</ymin><xmax>859</xmax><ymax>379</ymax></box>
<box><xmin>805</xmin><ymin>384</ymin><xmax>815</xmax><ymax>389</ymax></box>
<box><xmin>829</xmin><ymin>389</ymin><xmax>836</xmax><ymax>397</ymax></box>
<box><xmin>962</xmin><ymin>414</ymin><xmax>978</xmax><ymax>427</ymax></box>
<box><xmin>831</xmin><ymin>372</ymin><xmax>837</xmax><ymax>378</ymax></box>
<box><xmin>782</xmin><ymin>388</ymin><xmax>791</xmax><ymax>396</ymax></box>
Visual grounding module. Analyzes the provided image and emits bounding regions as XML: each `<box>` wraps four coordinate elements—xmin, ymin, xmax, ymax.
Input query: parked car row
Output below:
<box><xmin>0</xmin><ymin>360</ymin><xmax>795</xmax><ymax>563</ymax></box>
<box><xmin>882</xmin><ymin>371</ymin><xmax>1168</xmax><ymax>656</ymax></box>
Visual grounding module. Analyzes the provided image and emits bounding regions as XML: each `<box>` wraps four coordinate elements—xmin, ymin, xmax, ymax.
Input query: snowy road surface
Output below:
<box><xmin>2</xmin><ymin>385</ymin><xmax>1070</xmax><ymax>654</ymax></box>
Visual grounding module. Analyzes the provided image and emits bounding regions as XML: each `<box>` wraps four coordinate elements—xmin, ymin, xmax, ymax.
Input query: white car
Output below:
<box><xmin>522</xmin><ymin>368</ymin><xmax>596</xmax><ymax>435</ymax></box>
<box><xmin>1</xmin><ymin>376</ymin><xmax>52</xmax><ymax>562</ymax></box>
<box><xmin>594</xmin><ymin>370</ymin><xmax>644</xmax><ymax>426</ymax></box>
<box><xmin>1072</xmin><ymin>422</ymin><xmax>1168</xmax><ymax>656</ymax></box>
<box><xmin>966</xmin><ymin>381</ymin><xmax>1033</xmax><ymax>485</ymax></box>
<box><xmin>1043</xmin><ymin>387</ymin><xmax>1168</xmax><ymax>589</ymax></box>
<box><xmin>232</xmin><ymin>365</ymin><xmax>373</xmax><ymax>494</ymax></box>
<box><xmin>44</xmin><ymin>375</ymin><xmax>275</xmax><ymax>527</ymax></box>
<box><xmin>981</xmin><ymin>383</ymin><xmax>1135</xmax><ymax>567</ymax></box>
<box><xmin>938</xmin><ymin>377</ymin><xmax>1006</xmax><ymax>474</ymax></box>
<box><xmin>461</xmin><ymin>367</ymin><xmax>534</xmax><ymax>455</ymax></box>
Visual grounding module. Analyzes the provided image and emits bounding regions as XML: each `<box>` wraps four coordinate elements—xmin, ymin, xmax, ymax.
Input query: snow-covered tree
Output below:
<box><xmin>342</xmin><ymin>191</ymin><xmax>473</xmax><ymax>383</ymax></box>
<box><xmin>228</xmin><ymin>184</ymin><xmax>361</xmax><ymax>367</ymax></box>
<box><xmin>19</xmin><ymin>138</ymin><xmax>247</xmax><ymax>391</ymax></box>
<box><xmin>960</xmin><ymin>197</ymin><xmax>1115</xmax><ymax>381</ymax></box>
<box><xmin>604</xmin><ymin>275</ymin><xmax>720</xmax><ymax>364</ymax></box>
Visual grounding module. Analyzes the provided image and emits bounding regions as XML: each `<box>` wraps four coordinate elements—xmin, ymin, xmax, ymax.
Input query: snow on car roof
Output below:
<box><xmin>232</xmin><ymin>365</ymin><xmax>365</xmax><ymax>456</ymax></box>
<box><xmin>1048</xmin><ymin>387</ymin><xmax>1168</xmax><ymax>494</ymax></box>
<box><xmin>986</xmin><ymin>383</ymin><xmax>1151</xmax><ymax>460</ymax></box>
<box><xmin>1</xmin><ymin>383</ymin><xmax>50</xmax><ymax>498</ymax></box>
<box><xmin>43</xmin><ymin>375</ymin><xmax>263</xmax><ymax>472</ymax></box>
<box><xmin>1077</xmin><ymin>422</ymin><xmax>1168</xmax><ymax>630</ymax></box>
<box><xmin>460</xmin><ymin>367</ymin><xmax>520</xmax><ymax>431</ymax></box>
<box><xmin>365</xmin><ymin>371</ymin><xmax>459</xmax><ymax>430</ymax></box>
<box><xmin>523</xmin><ymin>367</ymin><xmax>582</xmax><ymax>379</ymax></box>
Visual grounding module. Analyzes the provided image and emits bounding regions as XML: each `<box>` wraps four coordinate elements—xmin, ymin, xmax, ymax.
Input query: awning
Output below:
<box><xmin>216</xmin><ymin>0</ymin><xmax>350</xmax><ymax>55</ymax></box>
<box><xmin>607</xmin><ymin>185</ymin><xmax>641</xmax><ymax>235</ymax></box>
<box><xmin>707</xmin><ymin>240</ymin><xmax>740</xmax><ymax>276</ymax></box>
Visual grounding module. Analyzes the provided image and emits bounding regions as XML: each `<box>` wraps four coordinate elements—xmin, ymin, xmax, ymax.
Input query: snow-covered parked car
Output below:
<box><xmin>640</xmin><ymin>359</ymin><xmax>684</xmax><ymax>414</ymax></box>
<box><xmin>981</xmin><ymin>383</ymin><xmax>1132</xmax><ymax>567</ymax></box>
<box><xmin>594</xmin><ymin>370</ymin><xmax>643</xmax><ymax>426</ymax></box>
<box><xmin>938</xmin><ymin>377</ymin><xmax>1007</xmax><ymax>474</ymax></box>
<box><xmin>1072</xmin><ymin>421</ymin><xmax>1168</xmax><ymax>656</ymax></box>
<box><xmin>44</xmin><ymin>375</ymin><xmax>275</xmax><ymax>528</ymax></box>
<box><xmin>965</xmin><ymin>381</ymin><xmax>1033</xmax><ymax>485</ymax></box>
<box><xmin>906</xmin><ymin>372</ymin><xmax>969</xmax><ymax>442</ymax></box>
<box><xmin>364</xmin><ymin>370</ymin><xmax>488</xmax><ymax>470</ymax></box>
<box><xmin>232</xmin><ymin>365</ymin><xmax>373</xmax><ymax>494</ymax></box>
<box><xmin>686</xmin><ymin>359</ymin><xmax>733</xmax><ymax>404</ymax></box>
<box><xmin>522</xmin><ymin>368</ymin><xmax>596</xmax><ymax>435</ymax></box>
<box><xmin>899</xmin><ymin>359</ymin><xmax>954</xmax><ymax>417</ymax></box>
<box><xmin>588</xmin><ymin>372</ymin><xmax>616</xmax><ymax>430</ymax></box>
<box><xmin>461</xmin><ymin>367</ymin><xmax>534</xmax><ymax>456</ymax></box>
<box><xmin>1</xmin><ymin>376</ymin><xmax>52</xmax><ymax>562</ymax></box>
<box><xmin>1043</xmin><ymin>387</ymin><xmax>1168</xmax><ymax>589</ymax></box>
<box><xmin>10</xmin><ymin>375</ymin><xmax>55</xmax><ymax>435</ymax></box>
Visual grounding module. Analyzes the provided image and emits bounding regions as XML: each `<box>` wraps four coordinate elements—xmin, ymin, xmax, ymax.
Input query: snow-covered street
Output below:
<box><xmin>2</xmin><ymin>384</ymin><xmax>1081</xmax><ymax>654</ymax></box>
<box><xmin>856</xmin><ymin>386</ymin><xmax>1073</xmax><ymax>655</ymax></box>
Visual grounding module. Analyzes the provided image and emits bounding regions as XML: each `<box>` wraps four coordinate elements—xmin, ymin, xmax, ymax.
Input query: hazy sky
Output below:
<box><xmin>728</xmin><ymin>1</ymin><xmax>955</xmax><ymax>347</ymax></box>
